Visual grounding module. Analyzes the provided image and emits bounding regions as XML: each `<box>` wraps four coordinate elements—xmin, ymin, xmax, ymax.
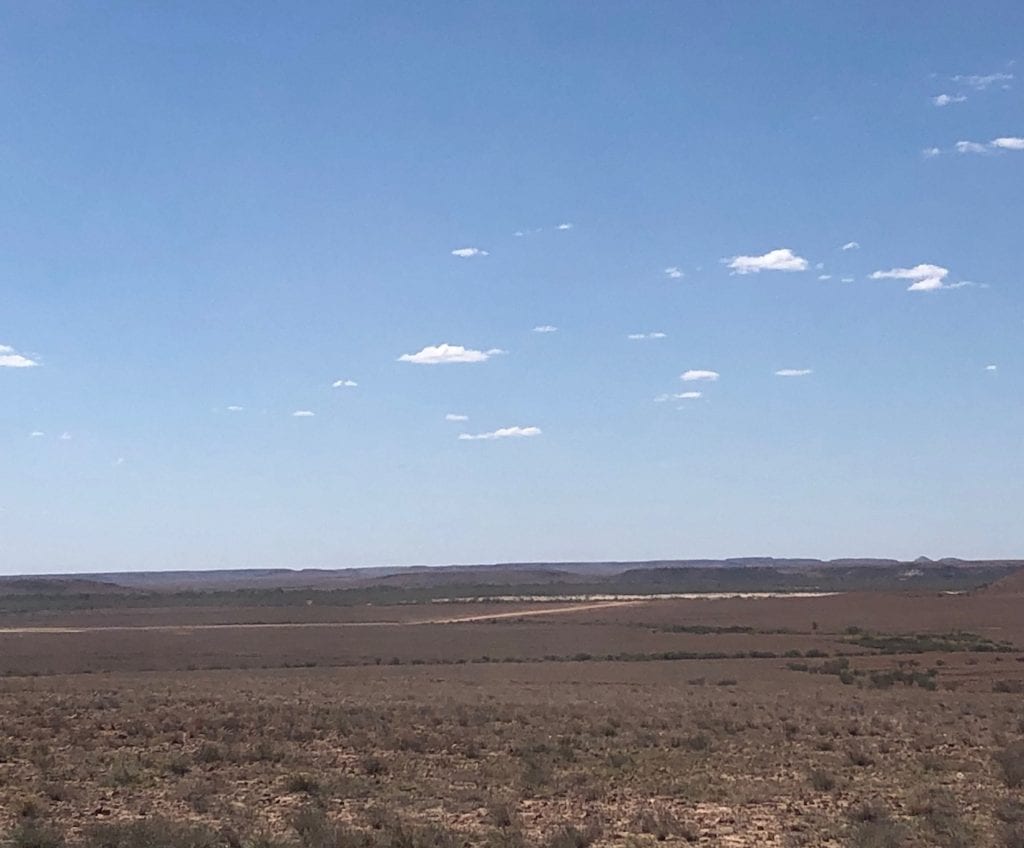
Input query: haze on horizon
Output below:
<box><xmin>2</xmin><ymin>3</ymin><xmax>1023</xmax><ymax>575</ymax></box>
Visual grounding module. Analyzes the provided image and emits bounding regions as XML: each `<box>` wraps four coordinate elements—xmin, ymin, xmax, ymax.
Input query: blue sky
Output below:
<box><xmin>2</xmin><ymin>2</ymin><xmax>1023</xmax><ymax>573</ymax></box>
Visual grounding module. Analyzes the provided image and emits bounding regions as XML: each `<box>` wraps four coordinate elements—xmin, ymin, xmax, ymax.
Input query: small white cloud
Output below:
<box><xmin>115</xmin><ymin>457</ymin><xmax>126</xmax><ymax>466</ymax></box>
<box><xmin>818</xmin><ymin>274</ymin><xmax>832</xmax><ymax>281</ymax></box>
<box><xmin>532</xmin><ymin>325</ymin><xmax>558</xmax><ymax>333</ymax></box>
<box><xmin>655</xmin><ymin>391</ymin><xmax>702</xmax><ymax>402</ymax></box>
<box><xmin>841</xmin><ymin>241</ymin><xmax>860</xmax><ymax>251</ymax></box>
<box><xmin>627</xmin><ymin>332</ymin><xmax>667</xmax><ymax>340</ymax></box>
<box><xmin>985</xmin><ymin>364</ymin><xmax>998</xmax><ymax>371</ymax></box>
<box><xmin>398</xmin><ymin>344</ymin><xmax>504</xmax><ymax>365</ymax></box>
<box><xmin>451</xmin><ymin>247</ymin><xmax>489</xmax><ymax>258</ymax></box>
<box><xmin>226</xmin><ymin>405</ymin><xmax>244</xmax><ymax>412</ymax></box>
<box><xmin>681</xmin><ymin>369</ymin><xmax>719</xmax><ymax>382</ymax></box>
<box><xmin>332</xmin><ymin>379</ymin><xmax>358</xmax><ymax>388</ymax></box>
<box><xmin>775</xmin><ymin>369</ymin><xmax>813</xmax><ymax>377</ymax></box>
<box><xmin>292</xmin><ymin>410</ymin><xmax>315</xmax><ymax>417</ymax></box>
<box><xmin>458</xmin><ymin>425</ymin><xmax>541</xmax><ymax>441</ymax></box>
<box><xmin>724</xmin><ymin>248</ymin><xmax>808</xmax><ymax>274</ymax></box>
<box><xmin>59</xmin><ymin>432</ymin><xmax>72</xmax><ymax>440</ymax></box>
<box><xmin>0</xmin><ymin>344</ymin><xmax>39</xmax><ymax>368</ymax></box>
<box><xmin>841</xmin><ymin>277</ymin><xmax>854</xmax><ymax>283</ymax></box>
<box><xmin>991</xmin><ymin>136</ymin><xmax>1024</xmax><ymax>151</ymax></box>
<box><xmin>922</xmin><ymin>147</ymin><xmax>942</xmax><ymax>158</ymax></box>
<box><xmin>953</xmin><ymin>72</ymin><xmax>1013</xmax><ymax>90</ymax></box>
<box><xmin>932</xmin><ymin>94</ymin><xmax>967</xmax><ymax>106</ymax></box>
<box><xmin>30</xmin><ymin>431</ymin><xmax>45</xmax><ymax>438</ymax></box>
<box><xmin>445</xmin><ymin>413</ymin><xmax>469</xmax><ymax>421</ymax></box>
<box><xmin>955</xmin><ymin>140</ymin><xmax>990</xmax><ymax>154</ymax></box>
<box><xmin>556</xmin><ymin>223</ymin><xmax>573</xmax><ymax>230</ymax></box>
<box><xmin>664</xmin><ymin>267</ymin><xmax>684</xmax><ymax>279</ymax></box>
<box><xmin>870</xmin><ymin>263</ymin><xmax>966</xmax><ymax>292</ymax></box>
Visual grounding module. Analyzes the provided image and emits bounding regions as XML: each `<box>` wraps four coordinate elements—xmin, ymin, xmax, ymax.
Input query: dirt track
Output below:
<box><xmin>0</xmin><ymin>600</ymin><xmax>641</xmax><ymax>634</ymax></box>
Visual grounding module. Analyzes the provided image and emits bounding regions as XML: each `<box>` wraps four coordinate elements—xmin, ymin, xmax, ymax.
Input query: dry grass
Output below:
<box><xmin>1</xmin><ymin>592</ymin><xmax>1023</xmax><ymax>846</ymax></box>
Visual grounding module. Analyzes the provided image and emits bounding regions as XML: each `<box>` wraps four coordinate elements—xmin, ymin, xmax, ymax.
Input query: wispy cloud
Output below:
<box><xmin>458</xmin><ymin>426</ymin><xmax>541</xmax><ymax>441</ymax></box>
<box><xmin>841</xmin><ymin>241</ymin><xmax>860</xmax><ymax>251</ymax></box>
<box><xmin>681</xmin><ymin>369</ymin><xmax>719</xmax><ymax>382</ymax></box>
<box><xmin>332</xmin><ymin>379</ymin><xmax>358</xmax><ymax>388</ymax></box>
<box><xmin>451</xmin><ymin>247</ymin><xmax>489</xmax><ymax>258</ymax></box>
<box><xmin>992</xmin><ymin>136</ymin><xmax>1024</xmax><ymax>150</ymax></box>
<box><xmin>664</xmin><ymin>267</ymin><xmax>684</xmax><ymax>279</ymax></box>
<box><xmin>556</xmin><ymin>223</ymin><xmax>573</xmax><ymax>230</ymax></box>
<box><xmin>724</xmin><ymin>248</ymin><xmax>808</xmax><ymax>274</ymax></box>
<box><xmin>226</xmin><ymin>405</ymin><xmax>244</xmax><ymax>412</ymax></box>
<box><xmin>292</xmin><ymin>410</ymin><xmax>315</xmax><ymax>417</ymax></box>
<box><xmin>818</xmin><ymin>274</ymin><xmax>832</xmax><ymax>281</ymax></box>
<box><xmin>985</xmin><ymin>364</ymin><xmax>998</xmax><ymax>371</ymax></box>
<box><xmin>952</xmin><ymin>71</ymin><xmax>1013</xmax><ymax>90</ymax></box>
<box><xmin>30</xmin><ymin>431</ymin><xmax>45</xmax><ymax>438</ymax></box>
<box><xmin>627</xmin><ymin>332</ymin><xmax>667</xmax><ymax>340</ymax></box>
<box><xmin>922</xmin><ymin>147</ymin><xmax>942</xmax><ymax>158</ymax></box>
<box><xmin>398</xmin><ymin>344</ymin><xmax>505</xmax><ymax>365</ymax></box>
<box><xmin>59</xmin><ymin>432</ymin><xmax>72</xmax><ymax>441</ymax></box>
<box><xmin>445</xmin><ymin>413</ymin><xmax>468</xmax><ymax>421</ymax></box>
<box><xmin>655</xmin><ymin>391</ymin><xmax>702</xmax><ymax>402</ymax></box>
<box><xmin>775</xmin><ymin>369</ymin><xmax>813</xmax><ymax>377</ymax></box>
<box><xmin>932</xmin><ymin>93</ymin><xmax>967</xmax><ymax>106</ymax></box>
<box><xmin>953</xmin><ymin>137</ymin><xmax>1024</xmax><ymax>154</ymax></box>
<box><xmin>0</xmin><ymin>344</ymin><xmax>39</xmax><ymax>368</ymax></box>
<box><xmin>532</xmin><ymin>325</ymin><xmax>558</xmax><ymax>333</ymax></box>
<box><xmin>869</xmin><ymin>263</ymin><xmax>969</xmax><ymax>292</ymax></box>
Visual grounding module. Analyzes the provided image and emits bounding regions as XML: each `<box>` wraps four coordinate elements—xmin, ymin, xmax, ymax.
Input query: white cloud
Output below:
<box><xmin>0</xmin><ymin>344</ymin><xmax>39</xmax><ymax>368</ymax></box>
<box><xmin>922</xmin><ymin>147</ymin><xmax>942</xmax><ymax>158</ymax></box>
<box><xmin>681</xmin><ymin>369</ymin><xmax>719</xmax><ymax>382</ymax></box>
<box><xmin>932</xmin><ymin>94</ymin><xmax>967</xmax><ymax>106</ymax></box>
<box><xmin>841</xmin><ymin>277</ymin><xmax>854</xmax><ymax>283</ymax></box>
<box><xmin>627</xmin><ymin>332</ymin><xmax>667</xmax><ymax>340</ymax></box>
<box><xmin>458</xmin><ymin>426</ymin><xmax>541</xmax><ymax>441</ymax></box>
<box><xmin>655</xmin><ymin>391</ymin><xmax>702</xmax><ymax>402</ymax></box>
<box><xmin>955</xmin><ymin>140</ymin><xmax>989</xmax><ymax>154</ymax></box>
<box><xmin>59</xmin><ymin>432</ymin><xmax>72</xmax><ymax>440</ymax></box>
<box><xmin>952</xmin><ymin>137</ymin><xmax>1024</xmax><ymax>155</ymax></box>
<box><xmin>292</xmin><ymin>410</ymin><xmax>315</xmax><ymax>417</ymax></box>
<box><xmin>664</xmin><ymin>267</ymin><xmax>684</xmax><ymax>279</ymax></box>
<box><xmin>532</xmin><ymin>325</ymin><xmax>558</xmax><ymax>333</ymax></box>
<box><xmin>451</xmin><ymin>247</ymin><xmax>489</xmax><ymax>258</ymax></box>
<box><xmin>332</xmin><ymin>379</ymin><xmax>358</xmax><ymax>388</ymax></box>
<box><xmin>724</xmin><ymin>248</ymin><xmax>808</xmax><ymax>274</ymax></box>
<box><xmin>818</xmin><ymin>275</ymin><xmax>832</xmax><ymax>281</ymax></box>
<box><xmin>556</xmin><ymin>223</ymin><xmax>573</xmax><ymax>230</ymax></box>
<box><xmin>775</xmin><ymin>369</ymin><xmax>813</xmax><ymax>377</ymax></box>
<box><xmin>991</xmin><ymin>136</ymin><xmax>1024</xmax><ymax>151</ymax></box>
<box><xmin>226</xmin><ymin>405</ymin><xmax>244</xmax><ymax>412</ymax></box>
<box><xmin>985</xmin><ymin>364</ymin><xmax>998</xmax><ymax>371</ymax></box>
<box><xmin>115</xmin><ymin>457</ymin><xmax>125</xmax><ymax>466</ymax></box>
<box><xmin>445</xmin><ymin>413</ymin><xmax>468</xmax><ymax>421</ymax></box>
<box><xmin>869</xmin><ymin>263</ymin><xmax>967</xmax><ymax>292</ymax></box>
<box><xmin>953</xmin><ymin>72</ymin><xmax>1013</xmax><ymax>90</ymax></box>
<box><xmin>30</xmin><ymin>431</ymin><xmax>45</xmax><ymax>438</ymax></box>
<box><xmin>398</xmin><ymin>343</ymin><xmax>505</xmax><ymax>365</ymax></box>
<box><xmin>841</xmin><ymin>241</ymin><xmax>860</xmax><ymax>251</ymax></box>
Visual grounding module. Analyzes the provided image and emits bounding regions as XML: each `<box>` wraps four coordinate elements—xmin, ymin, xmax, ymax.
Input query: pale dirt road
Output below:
<box><xmin>0</xmin><ymin>600</ymin><xmax>644</xmax><ymax>635</ymax></box>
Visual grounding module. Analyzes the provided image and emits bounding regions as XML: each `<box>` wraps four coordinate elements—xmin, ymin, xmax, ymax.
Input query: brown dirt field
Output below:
<box><xmin>1</xmin><ymin>591</ymin><xmax>1023</xmax><ymax>847</ymax></box>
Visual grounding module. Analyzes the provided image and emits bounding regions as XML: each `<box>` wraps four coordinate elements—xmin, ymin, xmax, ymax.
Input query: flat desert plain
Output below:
<box><xmin>1</xmin><ymin>583</ymin><xmax>1023</xmax><ymax>847</ymax></box>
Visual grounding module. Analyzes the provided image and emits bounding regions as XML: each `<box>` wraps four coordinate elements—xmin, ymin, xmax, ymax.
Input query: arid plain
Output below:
<box><xmin>1</xmin><ymin>566</ymin><xmax>1023</xmax><ymax>848</ymax></box>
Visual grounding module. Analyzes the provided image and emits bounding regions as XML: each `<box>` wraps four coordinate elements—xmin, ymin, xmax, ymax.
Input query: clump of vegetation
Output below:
<box><xmin>995</xmin><ymin>743</ymin><xmax>1024</xmax><ymax>789</ymax></box>
<box><xmin>845</xmin><ymin>630</ymin><xmax>1013</xmax><ymax>655</ymax></box>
